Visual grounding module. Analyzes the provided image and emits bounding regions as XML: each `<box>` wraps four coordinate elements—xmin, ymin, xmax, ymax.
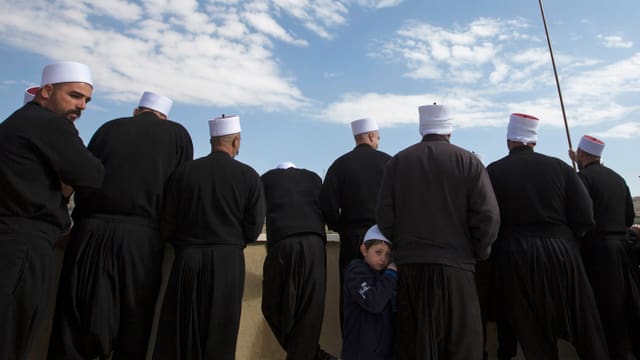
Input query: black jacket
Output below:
<box><xmin>487</xmin><ymin>146</ymin><xmax>594</xmax><ymax>236</ymax></box>
<box><xmin>261</xmin><ymin>167</ymin><xmax>325</xmax><ymax>249</ymax></box>
<box><xmin>74</xmin><ymin>111</ymin><xmax>193</xmax><ymax>221</ymax></box>
<box><xmin>320</xmin><ymin>144</ymin><xmax>390</xmax><ymax>235</ymax></box>
<box><xmin>342</xmin><ymin>259</ymin><xmax>397</xmax><ymax>360</ymax></box>
<box><xmin>162</xmin><ymin>151</ymin><xmax>265</xmax><ymax>247</ymax></box>
<box><xmin>377</xmin><ymin>134</ymin><xmax>500</xmax><ymax>270</ymax></box>
<box><xmin>0</xmin><ymin>102</ymin><xmax>104</xmax><ymax>235</ymax></box>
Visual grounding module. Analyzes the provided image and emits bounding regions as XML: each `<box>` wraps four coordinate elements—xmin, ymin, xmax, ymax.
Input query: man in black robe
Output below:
<box><xmin>48</xmin><ymin>91</ymin><xmax>193</xmax><ymax>359</ymax></box>
<box><xmin>570</xmin><ymin>135</ymin><xmax>638</xmax><ymax>359</ymax></box>
<box><xmin>319</xmin><ymin>117</ymin><xmax>390</xmax><ymax>328</ymax></box>
<box><xmin>0</xmin><ymin>61</ymin><xmax>104</xmax><ymax>360</ymax></box>
<box><xmin>486</xmin><ymin>113</ymin><xmax>608</xmax><ymax>360</ymax></box>
<box><xmin>261</xmin><ymin>162</ymin><xmax>337</xmax><ymax>360</ymax></box>
<box><xmin>377</xmin><ymin>104</ymin><xmax>500</xmax><ymax>360</ymax></box>
<box><xmin>153</xmin><ymin>115</ymin><xmax>265</xmax><ymax>360</ymax></box>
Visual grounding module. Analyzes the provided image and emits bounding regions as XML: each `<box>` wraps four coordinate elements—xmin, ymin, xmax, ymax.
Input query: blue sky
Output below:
<box><xmin>1</xmin><ymin>0</ymin><xmax>638</xmax><ymax>196</ymax></box>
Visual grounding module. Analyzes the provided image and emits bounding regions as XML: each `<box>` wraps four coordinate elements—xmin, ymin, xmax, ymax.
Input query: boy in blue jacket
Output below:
<box><xmin>342</xmin><ymin>225</ymin><xmax>397</xmax><ymax>360</ymax></box>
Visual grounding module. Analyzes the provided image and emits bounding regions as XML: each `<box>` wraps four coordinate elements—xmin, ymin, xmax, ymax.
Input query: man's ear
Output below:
<box><xmin>40</xmin><ymin>84</ymin><xmax>54</xmax><ymax>100</ymax></box>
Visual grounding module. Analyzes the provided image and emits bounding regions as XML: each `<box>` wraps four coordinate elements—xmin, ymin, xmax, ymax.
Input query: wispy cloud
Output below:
<box><xmin>323</xmin><ymin>17</ymin><xmax>640</xmax><ymax>133</ymax></box>
<box><xmin>598</xmin><ymin>34</ymin><xmax>633</xmax><ymax>49</ymax></box>
<box><xmin>593</xmin><ymin>122</ymin><xmax>640</xmax><ymax>139</ymax></box>
<box><xmin>373</xmin><ymin>17</ymin><xmax>541</xmax><ymax>88</ymax></box>
<box><xmin>0</xmin><ymin>0</ymin><xmax>397</xmax><ymax>109</ymax></box>
<box><xmin>353</xmin><ymin>0</ymin><xmax>404</xmax><ymax>9</ymax></box>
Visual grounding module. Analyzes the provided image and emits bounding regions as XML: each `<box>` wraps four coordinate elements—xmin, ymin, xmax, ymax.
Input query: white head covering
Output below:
<box><xmin>209</xmin><ymin>115</ymin><xmax>241</xmax><ymax>137</ymax></box>
<box><xmin>578</xmin><ymin>135</ymin><xmax>605</xmax><ymax>157</ymax></box>
<box><xmin>23</xmin><ymin>86</ymin><xmax>39</xmax><ymax>105</ymax></box>
<box><xmin>507</xmin><ymin>113</ymin><xmax>539</xmax><ymax>143</ymax></box>
<box><xmin>363</xmin><ymin>225</ymin><xmax>391</xmax><ymax>244</ymax></box>
<box><xmin>351</xmin><ymin>118</ymin><xmax>378</xmax><ymax>136</ymax></box>
<box><xmin>41</xmin><ymin>61</ymin><xmax>93</xmax><ymax>87</ymax></box>
<box><xmin>277</xmin><ymin>162</ymin><xmax>296</xmax><ymax>169</ymax></box>
<box><xmin>138</xmin><ymin>91</ymin><xmax>173</xmax><ymax>116</ymax></box>
<box><xmin>419</xmin><ymin>104</ymin><xmax>453</xmax><ymax>135</ymax></box>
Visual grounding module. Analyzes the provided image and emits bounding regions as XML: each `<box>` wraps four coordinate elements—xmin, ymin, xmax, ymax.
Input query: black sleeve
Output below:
<box><xmin>467</xmin><ymin>161</ymin><xmax>500</xmax><ymax>260</ymax></box>
<box><xmin>243</xmin><ymin>173</ymin><xmax>266</xmax><ymax>244</ymax></box>
<box><xmin>565</xmin><ymin>167</ymin><xmax>595</xmax><ymax>236</ymax></box>
<box><xmin>376</xmin><ymin>160</ymin><xmax>395</xmax><ymax>241</ymax></box>
<box><xmin>625</xmin><ymin>184</ymin><xmax>635</xmax><ymax>227</ymax></box>
<box><xmin>42</xmin><ymin>117</ymin><xmax>104</xmax><ymax>189</ymax></box>
<box><xmin>345</xmin><ymin>262</ymin><xmax>397</xmax><ymax>313</ymax></box>
<box><xmin>160</xmin><ymin>170</ymin><xmax>180</xmax><ymax>244</ymax></box>
<box><xmin>319</xmin><ymin>164</ymin><xmax>340</xmax><ymax>231</ymax></box>
<box><xmin>176</xmin><ymin>126</ymin><xmax>194</xmax><ymax>166</ymax></box>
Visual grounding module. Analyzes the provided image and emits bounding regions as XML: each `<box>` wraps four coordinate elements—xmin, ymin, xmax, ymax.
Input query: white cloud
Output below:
<box><xmin>593</xmin><ymin>122</ymin><xmax>640</xmax><ymax>139</ymax></box>
<box><xmin>319</xmin><ymin>90</ymin><xmax>506</xmax><ymax>129</ymax></box>
<box><xmin>347</xmin><ymin>16</ymin><xmax>640</xmax><ymax>132</ymax></box>
<box><xmin>375</xmin><ymin>17</ymin><xmax>544</xmax><ymax>89</ymax></box>
<box><xmin>598</xmin><ymin>34</ymin><xmax>633</xmax><ymax>49</ymax></box>
<box><xmin>0</xmin><ymin>0</ymin><xmax>380</xmax><ymax>109</ymax></box>
<box><xmin>353</xmin><ymin>0</ymin><xmax>403</xmax><ymax>9</ymax></box>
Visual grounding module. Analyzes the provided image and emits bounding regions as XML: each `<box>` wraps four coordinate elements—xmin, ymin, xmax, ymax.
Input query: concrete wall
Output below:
<box><xmin>33</xmin><ymin>237</ymin><xmax>587</xmax><ymax>359</ymax></box>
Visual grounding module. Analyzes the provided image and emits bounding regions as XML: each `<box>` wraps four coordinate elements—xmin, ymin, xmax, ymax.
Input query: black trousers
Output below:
<box><xmin>153</xmin><ymin>245</ymin><xmax>245</xmax><ymax>360</ymax></box>
<box><xmin>0</xmin><ymin>218</ymin><xmax>56</xmax><ymax>360</ymax></box>
<box><xmin>582</xmin><ymin>236</ymin><xmax>640</xmax><ymax>360</ymax></box>
<box><xmin>494</xmin><ymin>230</ymin><xmax>609</xmax><ymax>360</ymax></box>
<box><xmin>262</xmin><ymin>234</ymin><xmax>327</xmax><ymax>360</ymax></box>
<box><xmin>396</xmin><ymin>263</ymin><xmax>483</xmax><ymax>360</ymax></box>
<box><xmin>476</xmin><ymin>254</ymin><xmax>518</xmax><ymax>360</ymax></box>
<box><xmin>48</xmin><ymin>215</ymin><xmax>163</xmax><ymax>360</ymax></box>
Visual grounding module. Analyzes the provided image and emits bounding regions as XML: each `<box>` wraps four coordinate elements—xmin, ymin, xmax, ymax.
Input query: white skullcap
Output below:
<box><xmin>507</xmin><ymin>113</ymin><xmax>539</xmax><ymax>143</ymax></box>
<box><xmin>138</xmin><ymin>91</ymin><xmax>173</xmax><ymax>116</ymax></box>
<box><xmin>351</xmin><ymin>118</ymin><xmax>378</xmax><ymax>136</ymax></box>
<box><xmin>419</xmin><ymin>104</ymin><xmax>453</xmax><ymax>135</ymax></box>
<box><xmin>23</xmin><ymin>86</ymin><xmax>39</xmax><ymax>105</ymax></box>
<box><xmin>277</xmin><ymin>162</ymin><xmax>296</xmax><ymax>169</ymax></box>
<box><xmin>41</xmin><ymin>61</ymin><xmax>93</xmax><ymax>87</ymax></box>
<box><xmin>363</xmin><ymin>225</ymin><xmax>391</xmax><ymax>244</ymax></box>
<box><xmin>209</xmin><ymin>115</ymin><xmax>241</xmax><ymax>137</ymax></box>
<box><xmin>578</xmin><ymin>135</ymin><xmax>605</xmax><ymax>157</ymax></box>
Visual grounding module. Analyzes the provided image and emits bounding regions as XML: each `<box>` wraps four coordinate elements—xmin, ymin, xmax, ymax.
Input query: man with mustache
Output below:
<box><xmin>0</xmin><ymin>61</ymin><xmax>104</xmax><ymax>360</ymax></box>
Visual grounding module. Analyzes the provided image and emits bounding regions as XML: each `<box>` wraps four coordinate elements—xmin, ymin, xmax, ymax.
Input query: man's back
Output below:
<box><xmin>377</xmin><ymin>134</ymin><xmax>499</xmax><ymax>270</ymax></box>
<box><xmin>163</xmin><ymin>151</ymin><xmax>265</xmax><ymax>247</ymax></box>
<box><xmin>487</xmin><ymin>146</ymin><xmax>593</xmax><ymax>235</ymax></box>
<box><xmin>261</xmin><ymin>167</ymin><xmax>324</xmax><ymax>246</ymax></box>
<box><xmin>74</xmin><ymin>111</ymin><xmax>193</xmax><ymax>220</ymax></box>
<box><xmin>320</xmin><ymin>144</ymin><xmax>390</xmax><ymax>232</ymax></box>
<box><xmin>578</xmin><ymin>163</ymin><xmax>634</xmax><ymax>233</ymax></box>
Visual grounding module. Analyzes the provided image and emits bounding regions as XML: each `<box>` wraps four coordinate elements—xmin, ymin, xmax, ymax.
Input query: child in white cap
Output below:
<box><xmin>342</xmin><ymin>225</ymin><xmax>397</xmax><ymax>360</ymax></box>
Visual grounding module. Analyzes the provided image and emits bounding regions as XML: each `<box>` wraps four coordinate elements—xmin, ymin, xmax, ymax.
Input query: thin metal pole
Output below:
<box><xmin>538</xmin><ymin>0</ymin><xmax>576</xmax><ymax>170</ymax></box>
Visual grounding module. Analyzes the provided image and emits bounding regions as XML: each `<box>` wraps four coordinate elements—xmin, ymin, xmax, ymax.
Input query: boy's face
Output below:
<box><xmin>360</xmin><ymin>242</ymin><xmax>391</xmax><ymax>271</ymax></box>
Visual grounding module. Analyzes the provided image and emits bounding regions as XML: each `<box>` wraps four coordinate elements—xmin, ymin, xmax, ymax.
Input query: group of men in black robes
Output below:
<box><xmin>481</xmin><ymin>114</ymin><xmax>639</xmax><ymax>360</ymax></box>
<box><xmin>1</xmin><ymin>61</ymin><xmax>639</xmax><ymax>360</ymax></box>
